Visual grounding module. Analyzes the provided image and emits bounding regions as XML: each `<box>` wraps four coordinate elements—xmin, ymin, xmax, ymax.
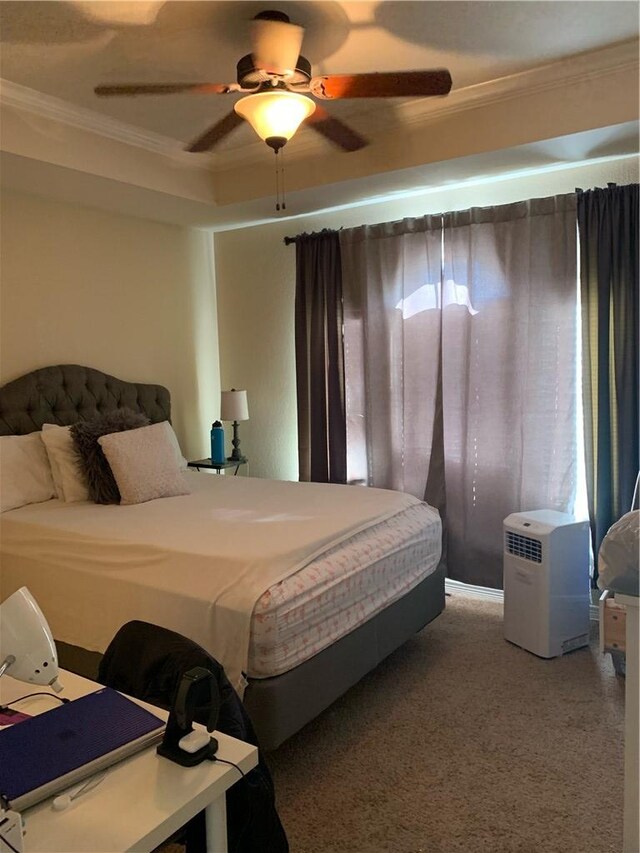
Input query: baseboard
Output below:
<box><xmin>445</xmin><ymin>578</ymin><xmax>504</xmax><ymax>602</ymax></box>
<box><xmin>445</xmin><ymin>578</ymin><xmax>600</xmax><ymax>621</ymax></box>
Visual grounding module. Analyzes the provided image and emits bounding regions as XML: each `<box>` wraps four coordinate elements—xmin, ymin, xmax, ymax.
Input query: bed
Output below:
<box><xmin>0</xmin><ymin>364</ymin><xmax>445</xmax><ymax>749</ymax></box>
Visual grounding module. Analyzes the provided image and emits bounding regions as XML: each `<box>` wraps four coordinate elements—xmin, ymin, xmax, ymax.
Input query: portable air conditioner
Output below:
<box><xmin>503</xmin><ymin>510</ymin><xmax>590</xmax><ymax>658</ymax></box>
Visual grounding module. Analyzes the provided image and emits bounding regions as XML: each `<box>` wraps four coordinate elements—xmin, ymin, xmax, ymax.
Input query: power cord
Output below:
<box><xmin>209</xmin><ymin>756</ymin><xmax>253</xmax><ymax>853</ymax></box>
<box><xmin>1</xmin><ymin>693</ymin><xmax>69</xmax><ymax>711</ymax></box>
<box><xmin>0</xmin><ymin>811</ymin><xmax>22</xmax><ymax>853</ymax></box>
<box><xmin>0</xmin><ymin>832</ymin><xmax>20</xmax><ymax>853</ymax></box>
<box><xmin>52</xmin><ymin>771</ymin><xmax>108</xmax><ymax>811</ymax></box>
<box><xmin>209</xmin><ymin>756</ymin><xmax>245</xmax><ymax>779</ymax></box>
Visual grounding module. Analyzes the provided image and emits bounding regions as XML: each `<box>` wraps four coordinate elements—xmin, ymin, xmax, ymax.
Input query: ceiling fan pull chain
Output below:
<box><xmin>281</xmin><ymin>146</ymin><xmax>286</xmax><ymax>211</ymax></box>
<box><xmin>273</xmin><ymin>148</ymin><xmax>287</xmax><ymax>212</ymax></box>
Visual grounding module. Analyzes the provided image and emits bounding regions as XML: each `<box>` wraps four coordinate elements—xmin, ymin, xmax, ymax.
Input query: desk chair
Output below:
<box><xmin>97</xmin><ymin>621</ymin><xmax>288</xmax><ymax>853</ymax></box>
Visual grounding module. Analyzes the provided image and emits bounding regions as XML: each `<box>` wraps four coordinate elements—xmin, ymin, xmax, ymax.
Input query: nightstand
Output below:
<box><xmin>188</xmin><ymin>458</ymin><xmax>247</xmax><ymax>475</ymax></box>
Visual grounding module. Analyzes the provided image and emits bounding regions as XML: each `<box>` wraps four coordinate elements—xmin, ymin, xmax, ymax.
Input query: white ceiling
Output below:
<box><xmin>0</xmin><ymin>1</ymin><xmax>638</xmax><ymax>229</ymax></box>
<box><xmin>1</xmin><ymin>0</ymin><xmax>638</xmax><ymax>152</ymax></box>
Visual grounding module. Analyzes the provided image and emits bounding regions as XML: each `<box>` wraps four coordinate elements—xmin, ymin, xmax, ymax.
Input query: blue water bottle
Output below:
<box><xmin>210</xmin><ymin>421</ymin><xmax>225</xmax><ymax>463</ymax></box>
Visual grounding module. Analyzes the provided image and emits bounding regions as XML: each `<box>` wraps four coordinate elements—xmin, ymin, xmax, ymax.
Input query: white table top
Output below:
<box><xmin>0</xmin><ymin>670</ymin><xmax>258</xmax><ymax>852</ymax></box>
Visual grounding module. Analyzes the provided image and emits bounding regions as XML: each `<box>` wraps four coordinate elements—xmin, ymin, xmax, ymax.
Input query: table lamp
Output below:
<box><xmin>220</xmin><ymin>389</ymin><xmax>249</xmax><ymax>463</ymax></box>
<box><xmin>0</xmin><ymin>587</ymin><xmax>63</xmax><ymax>692</ymax></box>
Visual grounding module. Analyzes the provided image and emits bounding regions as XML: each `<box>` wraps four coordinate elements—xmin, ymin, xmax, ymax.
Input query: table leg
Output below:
<box><xmin>205</xmin><ymin>796</ymin><xmax>228</xmax><ymax>853</ymax></box>
<box><xmin>622</xmin><ymin>597</ymin><xmax>639</xmax><ymax>853</ymax></box>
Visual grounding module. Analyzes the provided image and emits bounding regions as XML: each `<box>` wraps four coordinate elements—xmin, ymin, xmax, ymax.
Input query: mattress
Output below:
<box><xmin>1</xmin><ymin>472</ymin><xmax>441</xmax><ymax>687</ymax></box>
<box><xmin>249</xmin><ymin>501</ymin><xmax>441</xmax><ymax>677</ymax></box>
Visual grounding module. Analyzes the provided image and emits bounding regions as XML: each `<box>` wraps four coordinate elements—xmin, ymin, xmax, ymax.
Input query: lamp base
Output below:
<box><xmin>228</xmin><ymin>420</ymin><xmax>246</xmax><ymax>465</ymax></box>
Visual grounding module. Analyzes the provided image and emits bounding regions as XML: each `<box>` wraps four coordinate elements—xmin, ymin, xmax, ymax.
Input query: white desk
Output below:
<box><xmin>618</xmin><ymin>594</ymin><xmax>639</xmax><ymax>853</ymax></box>
<box><xmin>0</xmin><ymin>670</ymin><xmax>258</xmax><ymax>853</ymax></box>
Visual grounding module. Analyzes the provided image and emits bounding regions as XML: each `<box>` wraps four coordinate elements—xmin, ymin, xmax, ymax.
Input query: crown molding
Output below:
<box><xmin>1</xmin><ymin>38</ymin><xmax>637</xmax><ymax>173</ymax></box>
<box><xmin>0</xmin><ymin>78</ymin><xmax>207</xmax><ymax>168</ymax></box>
<box><xmin>398</xmin><ymin>37</ymin><xmax>640</xmax><ymax>129</ymax></box>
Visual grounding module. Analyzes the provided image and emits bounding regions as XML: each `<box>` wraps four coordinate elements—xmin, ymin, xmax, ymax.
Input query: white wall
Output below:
<box><xmin>214</xmin><ymin>156</ymin><xmax>639</xmax><ymax>481</ymax></box>
<box><xmin>0</xmin><ymin>190</ymin><xmax>219</xmax><ymax>459</ymax></box>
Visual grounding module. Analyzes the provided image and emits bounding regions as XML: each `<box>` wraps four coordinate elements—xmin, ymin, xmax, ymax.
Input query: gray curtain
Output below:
<box><xmin>340</xmin><ymin>194</ymin><xmax>579</xmax><ymax>589</ymax></box>
<box><xmin>340</xmin><ymin>217</ymin><xmax>444</xmax><ymax>512</ymax></box>
<box><xmin>578</xmin><ymin>183</ymin><xmax>639</xmax><ymax>572</ymax></box>
<box><xmin>294</xmin><ymin>230</ymin><xmax>347</xmax><ymax>484</ymax></box>
<box><xmin>441</xmin><ymin>196</ymin><xmax>578</xmax><ymax>587</ymax></box>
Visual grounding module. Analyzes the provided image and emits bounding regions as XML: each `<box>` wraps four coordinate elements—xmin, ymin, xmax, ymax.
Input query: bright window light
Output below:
<box><xmin>395</xmin><ymin>280</ymin><xmax>478</xmax><ymax>319</ymax></box>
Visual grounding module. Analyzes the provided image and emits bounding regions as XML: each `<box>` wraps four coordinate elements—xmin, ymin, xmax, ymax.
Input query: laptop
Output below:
<box><xmin>0</xmin><ymin>687</ymin><xmax>164</xmax><ymax>810</ymax></box>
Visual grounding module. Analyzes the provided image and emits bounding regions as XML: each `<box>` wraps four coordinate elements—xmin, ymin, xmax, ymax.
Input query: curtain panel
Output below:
<box><xmin>340</xmin><ymin>216</ymin><xmax>445</xmax><ymax>510</ymax></box>
<box><xmin>578</xmin><ymin>183</ymin><xmax>639</xmax><ymax>569</ymax></box>
<box><xmin>441</xmin><ymin>195</ymin><xmax>578</xmax><ymax>587</ymax></box>
<box><xmin>293</xmin><ymin>230</ymin><xmax>347</xmax><ymax>484</ymax></box>
<box><xmin>340</xmin><ymin>194</ymin><xmax>578</xmax><ymax>589</ymax></box>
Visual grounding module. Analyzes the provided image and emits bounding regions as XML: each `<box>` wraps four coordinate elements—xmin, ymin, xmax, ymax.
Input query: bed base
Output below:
<box><xmin>57</xmin><ymin>564</ymin><xmax>445</xmax><ymax>751</ymax></box>
<box><xmin>244</xmin><ymin>564</ymin><xmax>445</xmax><ymax>749</ymax></box>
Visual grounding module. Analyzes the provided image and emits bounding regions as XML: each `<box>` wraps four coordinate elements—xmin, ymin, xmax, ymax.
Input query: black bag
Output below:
<box><xmin>98</xmin><ymin>620</ymin><xmax>289</xmax><ymax>853</ymax></box>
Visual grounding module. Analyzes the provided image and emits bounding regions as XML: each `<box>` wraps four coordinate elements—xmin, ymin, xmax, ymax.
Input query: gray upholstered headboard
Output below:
<box><xmin>0</xmin><ymin>365</ymin><xmax>170</xmax><ymax>436</ymax></box>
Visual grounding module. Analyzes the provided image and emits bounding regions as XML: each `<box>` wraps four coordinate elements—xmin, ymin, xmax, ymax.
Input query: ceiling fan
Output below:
<box><xmin>95</xmin><ymin>9</ymin><xmax>453</xmax><ymax>155</ymax></box>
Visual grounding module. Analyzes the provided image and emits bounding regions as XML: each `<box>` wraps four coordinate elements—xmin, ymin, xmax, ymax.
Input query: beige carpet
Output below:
<box><xmin>267</xmin><ymin>592</ymin><xmax>625</xmax><ymax>853</ymax></box>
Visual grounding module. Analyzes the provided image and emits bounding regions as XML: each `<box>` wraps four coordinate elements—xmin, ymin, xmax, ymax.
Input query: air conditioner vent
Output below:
<box><xmin>506</xmin><ymin>531</ymin><xmax>542</xmax><ymax>563</ymax></box>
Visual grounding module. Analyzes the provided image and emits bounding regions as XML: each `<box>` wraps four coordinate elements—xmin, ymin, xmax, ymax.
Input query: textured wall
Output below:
<box><xmin>0</xmin><ymin>190</ymin><xmax>219</xmax><ymax>460</ymax></box>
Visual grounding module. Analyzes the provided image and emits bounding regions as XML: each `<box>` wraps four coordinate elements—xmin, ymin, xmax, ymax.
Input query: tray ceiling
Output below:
<box><xmin>1</xmin><ymin>0</ymin><xmax>638</xmax><ymax>152</ymax></box>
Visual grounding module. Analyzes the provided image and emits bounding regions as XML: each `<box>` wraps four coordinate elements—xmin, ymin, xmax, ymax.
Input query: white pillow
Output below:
<box><xmin>41</xmin><ymin>424</ymin><xmax>90</xmax><ymax>503</ymax></box>
<box><xmin>98</xmin><ymin>422</ymin><xmax>190</xmax><ymax>505</ymax></box>
<box><xmin>0</xmin><ymin>432</ymin><xmax>56</xmax><ymax>512</ymax></box>
<box><xmin>161</xmin><ymin>421</ymin><xmax>188</xmax><ymax>470</ymax></box>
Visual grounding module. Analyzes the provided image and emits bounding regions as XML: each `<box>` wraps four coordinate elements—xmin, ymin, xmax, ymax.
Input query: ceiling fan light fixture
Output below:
<box><xmin>234</xmin><ymin>91</ymin><xmax>316</xmax><ymax>148</ymax></box>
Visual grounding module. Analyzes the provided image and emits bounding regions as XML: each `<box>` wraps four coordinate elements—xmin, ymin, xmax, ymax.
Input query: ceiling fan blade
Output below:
<box><xmin>305</xmin><ymin>106</ymin><xmax>367</xmax><ymax>152</ymax></box>
<box><xmin>95</xmin><ymin>83</ymin><xmax>235</xmax><ymax>97</ymax></box>
<box><xmin>185</xmin><ymin>111</ymin><xmax>245</xmax><ymax>153</ymax></box>
<box><xmin>310</xmin><ymin>70</ymin><xmax>452</xmax><ymax>100</ymax></box>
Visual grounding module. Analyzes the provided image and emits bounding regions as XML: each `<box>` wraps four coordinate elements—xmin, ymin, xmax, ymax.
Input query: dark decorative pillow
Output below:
<box><xmin>70</xmin><ymin>409</ymin><xmax>149</xmax><ymax>504</ymax></box>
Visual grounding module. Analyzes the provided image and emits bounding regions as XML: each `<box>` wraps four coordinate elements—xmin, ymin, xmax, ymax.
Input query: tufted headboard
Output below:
<box><xmin>0</xmin><ymin>365</ymin><xmax>171</xmax><ymax>436</ymax></box>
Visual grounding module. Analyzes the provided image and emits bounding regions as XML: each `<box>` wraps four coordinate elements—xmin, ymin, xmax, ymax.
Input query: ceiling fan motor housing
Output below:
<box><xmin>253</xmin><ymin>10</ymin><xmax>291</xmax><ymax>24</ymax></box>
<box><xmin>236</xmin><ymin>53</ymin><xmax>311</xmax><ymax>89</ymax></box>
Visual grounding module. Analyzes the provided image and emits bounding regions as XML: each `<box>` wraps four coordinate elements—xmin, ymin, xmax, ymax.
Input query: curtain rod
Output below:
<box><xmin>575</xmin><ymin>182</ymin><xmax>619</xmax><ymax>193</ymax></box>
<box><xmin>285</xmin><ymin>182</ymin><xmax>623</xmax><ymax>241</ymax></box>
<box><xmin>283</xmin><ymin>227</ymin><xmax>340</xmax><ymax>245</ymax></box>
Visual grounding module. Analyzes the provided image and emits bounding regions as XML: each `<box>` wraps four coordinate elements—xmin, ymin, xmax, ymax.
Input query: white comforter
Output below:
<box><xmin>1</xmin><ymin>472</ymin><xmax>424</xmax><ymax>691</ymax></box>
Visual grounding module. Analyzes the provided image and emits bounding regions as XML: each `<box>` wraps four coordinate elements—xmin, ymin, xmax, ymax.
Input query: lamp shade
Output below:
<box><xmin>0</xmin><ymin>586</ymin><xmax>62</xmax><ymax>692</ymax></box>
<box><xmin>221</xmin><ymin>389</ymin><xmax>249</xmax><ymax>422</ymax></box>
<box><xmin>234</xmin><ymin>91</ymin><xmax>315</xmax><ymax>143</ymax></box>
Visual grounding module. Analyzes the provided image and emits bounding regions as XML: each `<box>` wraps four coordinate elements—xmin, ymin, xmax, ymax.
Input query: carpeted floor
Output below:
<box><xmin>266</xmin><ymin>592</ymin><xmax>625</xmax><ymax>853</ymax></box>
